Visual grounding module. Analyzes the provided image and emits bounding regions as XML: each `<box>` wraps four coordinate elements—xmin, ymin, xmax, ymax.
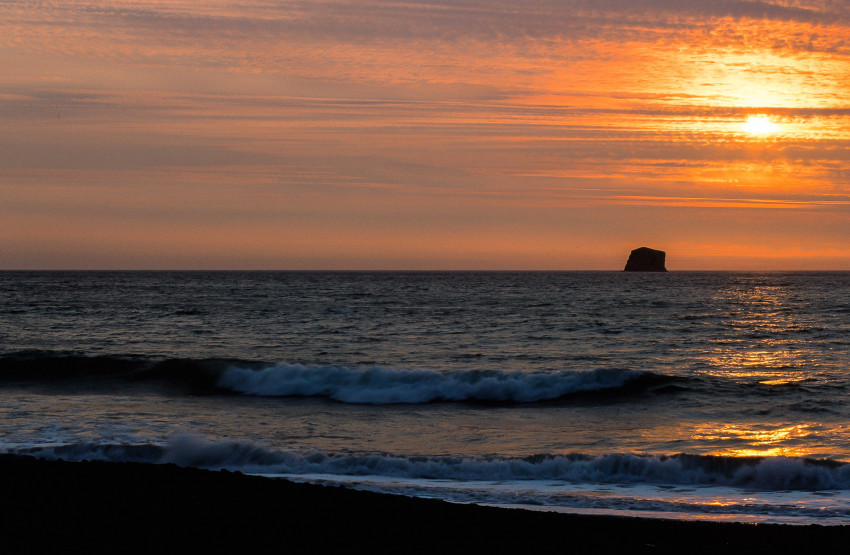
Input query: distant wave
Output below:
<box><xmin>217</xmin><ymin>364</ymin><xmax>665</xmax><ymax>403</ymax></box>
<box><xmin>0</xmin><ymin>352</ymin><xmax>672</xmax><ymax>404</ymax></box>
<box><xmin>3</xmin><ymin>352</ymin><xmax>842</xmax><ymax>405</ymax></box>
<box><xmin>10</xmin><ymin>434</ymin><xmax>850</xmax><ymax>491</ymax></box>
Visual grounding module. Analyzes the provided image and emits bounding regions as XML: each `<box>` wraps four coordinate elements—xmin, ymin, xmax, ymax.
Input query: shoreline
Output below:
<box><xmin>1</xmin><ymin>455</ymin><xmax>847</xmax><ymax>552</ymax></box>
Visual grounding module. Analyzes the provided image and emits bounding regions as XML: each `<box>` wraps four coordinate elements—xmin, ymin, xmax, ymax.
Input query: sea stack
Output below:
<box><xmin>624</xmin><ymin>247</ymin><xmax>667</xmax><ymax>272</ymax></box>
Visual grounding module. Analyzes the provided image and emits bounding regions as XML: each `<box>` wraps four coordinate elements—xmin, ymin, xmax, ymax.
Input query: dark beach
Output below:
<box><xmin>1</xmin><ymin>455</ymin><xmax>846</xmax><ymax>553</ymax></box>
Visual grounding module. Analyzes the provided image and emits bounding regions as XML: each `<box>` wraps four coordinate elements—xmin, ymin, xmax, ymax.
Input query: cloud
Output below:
<box><xmin>5</xmin><ymin>1</ymin><xmax>849</xmax><ymax>47</ymax></box>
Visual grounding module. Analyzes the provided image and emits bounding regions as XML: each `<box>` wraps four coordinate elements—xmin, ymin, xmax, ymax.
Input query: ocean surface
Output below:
<box><xmin>1</xmin><ymin>271</ymin><xmax>849</xmax><ymax>525</ymax></box>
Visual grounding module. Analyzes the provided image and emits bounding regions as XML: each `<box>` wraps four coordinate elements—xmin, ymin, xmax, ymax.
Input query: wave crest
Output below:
<box><xmin>0</xmin><ymin>353</ymin><xmax>669</xmax><ymax>403</ymax></box>
<box><xmin>12</xmin><ymin>435</ymin><xmax>850</xmax><ymax>491</ymax></box>
<box><xmin>152</xmin><ymin>436</ymin><xmax>850</xmax><ymax>490</ymax></box>
<box><xmin>217</xmin><ymin>364</ymin><xmax>659</xmax><ymax>403</ymax></box>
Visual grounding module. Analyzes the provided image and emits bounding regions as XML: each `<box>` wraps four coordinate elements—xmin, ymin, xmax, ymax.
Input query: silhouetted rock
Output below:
<box><xmin>624</xmin><ymin>247</ymin><xmax>667</xmax><ymax>272</ymax></box>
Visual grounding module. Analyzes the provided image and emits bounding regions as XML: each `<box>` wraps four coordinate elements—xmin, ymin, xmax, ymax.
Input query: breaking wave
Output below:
<box><xmin>0</xmin><ymin>352</ymin><xmax>671</xmax><ymax>404</ymax></box>
<box><xmin>11</xmin><ymin>435</ymin><xmax>850</xmax><ymax>491</ymax></box>
<box><xmin>217</xmin><ymin>364</ymin><xmax>664</xmax><ymax>403</ymax></box>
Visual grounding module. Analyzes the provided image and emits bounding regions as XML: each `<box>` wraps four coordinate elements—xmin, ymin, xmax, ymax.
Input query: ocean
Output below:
<box><xmin>1</xmin><ymin>271</ymin><xmax>849</xmax><ymax>525</ymax></box>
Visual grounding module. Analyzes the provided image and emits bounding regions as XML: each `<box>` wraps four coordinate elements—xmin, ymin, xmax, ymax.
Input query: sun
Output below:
<box><xmin>741</xmin><ymin>114</ymin><xmax>779</xmax><ymax>135</ymax></box>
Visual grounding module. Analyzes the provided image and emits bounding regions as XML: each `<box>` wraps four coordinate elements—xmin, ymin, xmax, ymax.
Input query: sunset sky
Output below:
<box><xmin>2</xmin><ymin>0</ymin><xmax>849</xmax><ymax>269</ymax></box>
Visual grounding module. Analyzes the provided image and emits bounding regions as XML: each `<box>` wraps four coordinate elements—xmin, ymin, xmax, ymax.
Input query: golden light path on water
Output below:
<box><xmin>692</xmin><ymin>424</ymin><xmax>819</xmax><ymax>458</ymax></box>
<box><xmin>675</xmin><ymin>277</ymin><xmax>848</xmax><ymax>461</ymax></box>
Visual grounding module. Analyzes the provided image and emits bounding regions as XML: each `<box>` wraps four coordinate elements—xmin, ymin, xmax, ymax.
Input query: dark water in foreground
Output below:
<box><xmin>1</xmin><ymin>271</ymin><xmax>849</xmax><ymax>524</ymax></box>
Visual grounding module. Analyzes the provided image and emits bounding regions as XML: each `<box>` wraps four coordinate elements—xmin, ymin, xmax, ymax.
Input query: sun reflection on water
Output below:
<box><xmin>687</xmin><ymin>277</ymin><xmax>839</xmax><ymax>459</ymax></box>
<box><xmin>695</xmin><ymin>277</ymin><xmax>823</xmax><ymax>383</ymax></box>
<box><xmin>691</xmin><ymin>423</ymin><xmax>823</xmax><ymax>458</ymax></box>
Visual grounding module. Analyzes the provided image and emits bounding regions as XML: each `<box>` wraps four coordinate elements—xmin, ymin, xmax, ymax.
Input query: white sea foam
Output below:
<box><xmin>280</xmin><ymin>475</ymin><xmax>850</xmax><ymax>524</ymax></box>
<box><xmin>217</xmin><ymin>364</ymin><xmax>650</xmax><ymax>403</ymax></box>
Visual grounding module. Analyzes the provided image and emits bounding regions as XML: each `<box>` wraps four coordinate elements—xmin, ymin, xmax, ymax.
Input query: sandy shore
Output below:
<box><xmin>1</xmin><ymin>455</ymin><xmax>846</xmax><ymax>553</ymax></box>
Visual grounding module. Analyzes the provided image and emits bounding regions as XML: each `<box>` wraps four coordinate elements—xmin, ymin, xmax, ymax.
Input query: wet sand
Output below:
<box><xmin>1</xmin><ymin>455</ymin><xmax>847</xmax><ymax>553</ymax></box>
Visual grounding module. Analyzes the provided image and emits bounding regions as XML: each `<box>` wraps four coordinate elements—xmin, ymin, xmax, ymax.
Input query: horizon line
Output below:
<box><xmin>2</xmin><ymin>268</ymin><xmax>847</xmax><ymax>273</ymax></box>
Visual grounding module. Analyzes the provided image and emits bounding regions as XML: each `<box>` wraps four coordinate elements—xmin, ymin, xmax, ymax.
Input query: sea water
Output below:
<box><xmin>1</xmin><ymin>271</ymin><xmax>848</xmax><ymax>524</ymax></box>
